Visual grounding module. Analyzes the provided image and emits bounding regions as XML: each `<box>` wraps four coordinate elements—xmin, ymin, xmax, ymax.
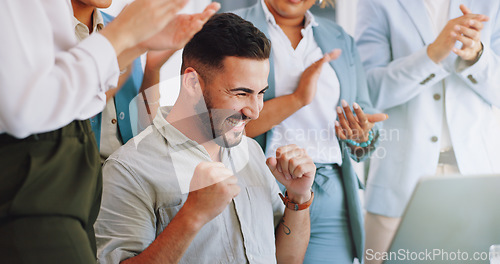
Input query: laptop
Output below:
<box><xmin>383</xmin><ymin>174</ymin><xmax>500</xmax><ymax>264</ymax></box>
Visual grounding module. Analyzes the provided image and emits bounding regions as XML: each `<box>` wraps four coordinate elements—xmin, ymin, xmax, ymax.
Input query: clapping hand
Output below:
<box><xmin>335</xmin><ymin>100</ymin><xmax>387</xmax><ymax>148</ymax></box>
<box><xmin>452</xmin><ymin>4</ymin><xmax>488</xmax><ymax>61</ymax></box>
<box><xmin>427</xmin><ymin>4</ymin><xmax>489</xmax><ymax>63</ymax></box>
<box><xmin>140</xmin><ymin>2</ymin><xmax>221</xmax><ymax>51</ymax></box>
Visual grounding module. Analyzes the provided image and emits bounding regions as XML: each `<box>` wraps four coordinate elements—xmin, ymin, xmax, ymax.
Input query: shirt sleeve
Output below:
<box><xmin>95</xmin><ymin>158</ymin><xmax>157</xmax><ymax>264</ymax></box>
<box><xmin>0</xmin><ymin>0</ymin><xmax>119</xmax><ymax>138</ymax></box>
<box><xmin>355</xmin><ymin>0</ymin><xmax>450</xmax><ymax>110</ymax></box>
<box><xmin>455</xmin><ymin>17</ymin><xmax>500</xmax><ymax>108</ymax></box>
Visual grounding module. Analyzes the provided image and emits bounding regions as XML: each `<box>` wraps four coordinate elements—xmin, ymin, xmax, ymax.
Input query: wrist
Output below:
<box><xmin>290</xmin><ymin>93</ymin><xmax>306</xmax><ymax>109</ymax></box>
<box><xmin>427</xmin><ymin>44</ymin><xmax>443</xmax><ymax>64</ymax></box>
<box><xmin>344</xmin><ymin>130</ymin><xmax>374</xmax><ymax>147</ymax></box>
<box><xmin>467</xmin><ymin>42</ymin><xmax>484</xmax><ymax>63</ymax></box>
<box><xmin>286</xmin><ymin>190</ymin><xmax>312</xmax><ymax>204</ymax></box>
<box><xmin>100</xmin><ymin>23</ymin><xmax>135</xmax><ymax>57</ymax></box>
<box><xmin>177</xmin><ymin>202</ymin><xmax>207</xmax><ymax>231</ymax></box>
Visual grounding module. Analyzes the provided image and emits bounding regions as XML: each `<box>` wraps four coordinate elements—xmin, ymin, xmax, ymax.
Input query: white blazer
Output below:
<box><xmin>356</xmin><ymin>0</ymin><xmax>500</xmax><ymax>217</ymax></box>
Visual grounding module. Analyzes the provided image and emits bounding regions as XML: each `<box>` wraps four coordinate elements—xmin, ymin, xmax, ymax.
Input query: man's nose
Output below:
<box><xmin>242</xmin><ymin>96</ymin><xmax>262</xmax><ymax>120</ymax></box>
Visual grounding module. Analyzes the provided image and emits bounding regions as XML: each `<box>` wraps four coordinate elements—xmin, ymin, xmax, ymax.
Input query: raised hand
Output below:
<box><xmin>101</xmin><ymin>0</ymin><xmax>189</xmax><ymax>55</ymax></box>
<box><xmin>293</xmin><ymin>49</ymin><xmax>342</xmax><ymax>107</ymax></box>
<box><xmin>267</xmin><ymin>145</ymin><xmax>315</xmax><ymax>204</ymax></box>
<box><xmin>139</xmin><ymin>2</ymin><xmax>221</xmax><ymax>51</ymax></box>
<box><xmin>452</xmin><ymin>4</ymin><xmax>488</xmax><ymax>61</ymax></box>
<box><xmin>335</xmin><ymin>100</ymin><xmax>387</xmax><ymax>146</ymax></box>
<box><xmin>427</xmin><ymin>4</ymin><xmax>489</xmax><ymax>64</ymax></box>
<box><xmin>183</xmin><ymin>162</ymin><xmax>240</xmax><ymax>225</ymax></box>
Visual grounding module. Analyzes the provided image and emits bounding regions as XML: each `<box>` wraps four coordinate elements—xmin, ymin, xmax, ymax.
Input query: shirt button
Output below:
<box><xmin>431</xmin><ymin>136</ymin><xmax>438</xmax><ymax>142</ymax></box>
<box><xmin>119</xmin><ymin>112</ymin><xmax>125</xmax><ymax>120</ymax></box>
<box><xmin>433</xmin><ymin>93</ymin><xmax>441</xmax><ymax>100</ymax></box>
<box><xmin>111</xmin><ymin>119</ymin><xmax>117</xmax><ymax>124</ymax></box>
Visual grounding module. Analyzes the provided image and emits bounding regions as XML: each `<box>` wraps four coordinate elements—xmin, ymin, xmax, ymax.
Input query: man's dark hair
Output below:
<box><xmin>181</xmin><ymin>13</ymin><xmax>271</xmax><ymax>83</ymax></box>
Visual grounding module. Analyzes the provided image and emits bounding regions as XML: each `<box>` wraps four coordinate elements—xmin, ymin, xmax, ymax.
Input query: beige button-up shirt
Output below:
<box><xmin>95</xmin><ymin>106</ymin><xmax>285</xmax><ymax>264</ymax></box>
<box><xmin>73</xmin><ymin>11</ymin><xmax>123</xmax><ymax>161</ymax></box>
<box><xmin>73</xmin><ymin>10</ymin><xmax>104</xmax><ymax>41</ymax></box>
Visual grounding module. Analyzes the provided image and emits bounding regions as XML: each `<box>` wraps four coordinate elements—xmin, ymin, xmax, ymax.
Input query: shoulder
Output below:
<box><xmin>315</xmin><ymin>16</ymin><xmax>350</xmax><ymax>39</ymax></box>
<box><xmin>103</xmin><ymin>126</ymin><xmax>180</xmax><ymax>193</ymax></box>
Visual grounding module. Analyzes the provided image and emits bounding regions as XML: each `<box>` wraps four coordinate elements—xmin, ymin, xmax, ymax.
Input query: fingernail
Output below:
<box><xmin>341</xmin><ymin>99</ymin><xmax>348</xmax><ymax>107</ymax></box>
<box><xmin>455</xmin><ymin>25</ymin><xmax>461</xmax><ymax>31</ymax></box>
<box><xmin>385</xmin><ymin>114</ymin><xmax>389</xmax><ymax>119</ymax></box>
<box><xmin>337</xmin><ymin>106</ymin><xmax>343</xmax><ymax>114</ymax></box>
<box><xmin>353</xmin><ymin>102</ymin><xmax>360</xmax><ymax>109</ymax></box>
<box><xmin>451</xmin><ymin>32</ymin><xmax>457</xmax><ymax>37</ymax></box>
<box><xmin>470</xmin><ymin>20</ymin><xmax>475</xmax><ymax>26</ymax></box>
<box><xmin>335</xmin><ymin>120</ymin><xmax>340</xmax><ymax>127</ymax></box>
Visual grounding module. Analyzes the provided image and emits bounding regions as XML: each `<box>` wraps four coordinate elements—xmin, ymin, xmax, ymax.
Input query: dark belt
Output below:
<box><xmin>0</xmin><ymin>120</ymin><xmax>92</xmax><ymax>145</ymax></box>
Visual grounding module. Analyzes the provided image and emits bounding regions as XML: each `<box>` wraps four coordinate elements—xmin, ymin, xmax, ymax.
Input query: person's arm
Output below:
<box><xmin>134</xmin><ymin>50</ymin><xmax>176</xmax><ymax>132</ymax></box>
<box><xmin>245</xmin><ymin>50</ymin><xmax>341</xmax><ymax>138</ymax></box>
<box><xmin>355</xmin><ymin>0</ymin><xmax>496</xmax><ymax>110</ymax></box>
<box><xmin>98</xmin><ymin>161</ymin><xmax>239</xmax><ymax>264</ymax></box>
<box><xmin>355</xmin><ymin>0</ymin><xmax>451</xmax><ymax>110</ymax></box>
<box><xmin>338</xmin><ymin>35</ymin><xmax>387</xmax><ymax>162</ymax></box>
<box><xmin>0</xmin><ymin>0</ymin><xmax>187</xmax><ymax>138</ymax></box>
<box><xmin>136</xmin><ymin>3</ymin><xmax>222</xmax><ymax>129</ymax></box>
<box><xmin>266</xmin><ymin>145</ymin><xmax>315</xmax><ymax>263</ymax></box>
<box><xmin>454</xmin><ymin>5</ymin><xmax>500</xmax><ymax>108</ymax></box>
<box><xmin>274</xmin><ymin>203</ymin><xmax>311</xmax><ymax>264</ymax></box>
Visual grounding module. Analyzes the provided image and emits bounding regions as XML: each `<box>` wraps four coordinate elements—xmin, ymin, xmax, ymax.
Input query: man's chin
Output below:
<box><xmin>214</xmin><ymin>133</ymin><xmax>244</xmax><ymax>148</ymax></box>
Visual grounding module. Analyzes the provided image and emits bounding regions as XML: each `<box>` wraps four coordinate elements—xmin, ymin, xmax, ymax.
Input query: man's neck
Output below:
<box><xmin>166</xmin><ymin>104</ymin><xmax>222</xmax><ymax>162</ymax></box>
<box><xmin>72</xmin><ymin>0</ymin><xmax>96</xmax><ymax>33</ymax></box>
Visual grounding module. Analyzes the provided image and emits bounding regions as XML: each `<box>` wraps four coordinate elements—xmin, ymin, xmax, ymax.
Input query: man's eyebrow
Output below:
<box><xmin>230</xmin><ymin>86</ymin><xmax>269</xmax><ymax>94</ymax></box>
<box><xmin>230</xmin><ymin>87</ymin><xmax>255</xmax><ymax>94</ymax></box>
<box><xmin>259</xmin><ymin>86</ymin><xmax>269</xmax><ymax>94</ymax></box>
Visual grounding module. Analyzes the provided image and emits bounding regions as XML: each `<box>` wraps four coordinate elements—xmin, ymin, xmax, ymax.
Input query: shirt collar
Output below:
<box><xmin>73</xmin><ymin>9</ymin><xmax>104</xmax><ymax>41</ymax></box>
<box><xmin>260</xmin><ymin>0</ymin><xmax>318</xmax><ymax>29</ymax></box>
<box><xmin>153</xmin><ymin>106</ymin><xmax>193</xmax><ymax>148</ymax></box>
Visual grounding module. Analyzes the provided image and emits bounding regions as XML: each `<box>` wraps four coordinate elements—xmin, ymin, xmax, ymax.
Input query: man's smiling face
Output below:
<box><xmin>195</xmin><ymin>56</ymin><xmax>270</xmax><ymax>148</ymax></box>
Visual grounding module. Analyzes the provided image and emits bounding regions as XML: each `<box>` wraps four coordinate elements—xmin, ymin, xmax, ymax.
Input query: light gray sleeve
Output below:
<box><xmin>95</xmin><ymin>158</ymin><xmax>157</xmax><ymax>264</ymax></box>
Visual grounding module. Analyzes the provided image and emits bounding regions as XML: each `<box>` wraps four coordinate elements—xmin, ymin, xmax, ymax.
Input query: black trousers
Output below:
<box><xmin>0</xmin><ymin>120</ymin><xmax>102</xmax><ymax>263</ymax></box>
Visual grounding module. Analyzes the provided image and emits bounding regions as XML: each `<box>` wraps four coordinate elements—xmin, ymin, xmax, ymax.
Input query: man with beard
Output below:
<box><xmin>95</xmin><ymin>13</ymin><xmax>316</xmax><ymax>264</ymax></box>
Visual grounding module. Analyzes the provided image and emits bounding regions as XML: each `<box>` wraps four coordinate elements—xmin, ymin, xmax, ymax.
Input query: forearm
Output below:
<box><xmin>121</xmin><ymin>206</ymin><xmax>203</xmax><ymax>264</ymax></box>
<box><xmin>275</xmin><ymin>208</ymin><xmax>310</xmax><ymax>264</ymax></box>
<box><xmin>245</xmin><ymin>94</ymin><xmax>302</xmax><ymax>138</ymax></box>
<box><xmin>117</xmin><ymin>45</ymin><xmax>148</xmax><ymax>73</ymax></box>
<box><xmin>365</xmin><ymin>47</ymin><xmax>450</xmax><ymax>110</ymax></box>
<box><xmin>105</xmin><ymin>66</ymin><xmax>133</xmax><ymax>101</ymax></box>
<box><xmin>137</xmin><ymin>68</ymin><xmax>161</xmax><ymax>128</ymax></box>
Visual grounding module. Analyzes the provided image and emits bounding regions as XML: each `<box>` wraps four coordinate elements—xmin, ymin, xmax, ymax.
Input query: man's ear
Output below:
<box><xmin>182</xmin><ymin>67</ymin><xmax>203</xmax><ymax>97</ymax></box>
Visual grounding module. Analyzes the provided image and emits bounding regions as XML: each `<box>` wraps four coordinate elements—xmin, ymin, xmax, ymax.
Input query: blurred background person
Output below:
<box><xmin>356</xmin><ymin>1</ymin><xmax>500</xmax><ymax>263</ymax></box>
<box><xmin>72</xmin><ymin>0</ymin><xmax>184</xmax><ymax>162</ymax></box>
<box><xmin>0</xmin><ymin>0</ymin><xmax>218</xmax><ymax>262</ymax></box>
<box><xmin>234</xmin><ymin>0</ymin><xmax>387</xmax><ymax>263</ymax></box>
